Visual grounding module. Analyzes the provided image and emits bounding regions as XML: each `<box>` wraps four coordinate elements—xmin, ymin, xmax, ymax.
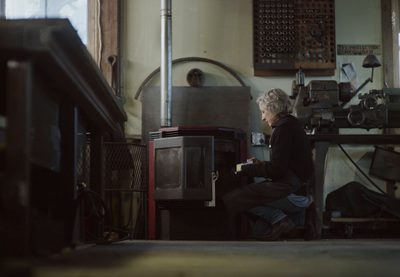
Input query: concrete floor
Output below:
<box><xmin>4</xmin><ymin>239</ymin><xmax>400</xmax><ymax>277</ymax></box>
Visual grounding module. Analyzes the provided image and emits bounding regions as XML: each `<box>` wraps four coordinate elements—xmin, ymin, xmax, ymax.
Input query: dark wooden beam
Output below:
<box><xmin>88</xmin><ymin>0</ymin><xmax>121</xmax><ymax>96</ymax></box>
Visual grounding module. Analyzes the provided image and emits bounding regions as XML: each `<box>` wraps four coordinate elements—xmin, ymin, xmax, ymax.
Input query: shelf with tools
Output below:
<box><xmin>253</xmin><ymin>0</ymin><xmax>336</xmax><ymax>76</ymax></box>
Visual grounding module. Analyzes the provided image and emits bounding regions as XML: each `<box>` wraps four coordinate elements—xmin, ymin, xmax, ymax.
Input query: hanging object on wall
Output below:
<box><xmin>253</xmin><ymin>0</ymin><xmax>336</xmax><ymax>76</ymax></box>
<box><xmin>187</xmin><ymin>68</ymin><xmax>205</xmax><ymax>87</ymax></box>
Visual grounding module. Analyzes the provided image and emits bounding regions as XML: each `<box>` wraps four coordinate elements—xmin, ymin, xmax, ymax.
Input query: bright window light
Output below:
<box><xmin>5</xmin><ymin>0</ymin><xmax>88</xmax><ymax>45</ymax></box>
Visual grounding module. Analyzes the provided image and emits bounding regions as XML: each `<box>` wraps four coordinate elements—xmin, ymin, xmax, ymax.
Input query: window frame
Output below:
<box><xmin>381</xmin><ymin>0</ymin><xmax>400</xmax><ymax>88</ymax></box>
<box><xmin>0</xmin><ymin>0</ymin><xmax>121</xmax><ymax>96</ymax></box>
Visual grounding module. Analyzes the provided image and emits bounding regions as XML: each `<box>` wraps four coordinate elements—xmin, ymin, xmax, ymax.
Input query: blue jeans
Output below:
<box><xmin>249</xmin><ymin>197</ymin><xmax>308</xmax><ymax>239</ymax></box>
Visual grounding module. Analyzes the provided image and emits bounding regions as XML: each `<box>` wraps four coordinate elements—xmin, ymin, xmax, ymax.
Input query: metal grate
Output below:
<box><xmin>76</xmin><ymin>142</ymin><xmax>148</xmax><ymax>240</ymax></box>
<box><xmin>104</xmin><ymin>143</ymin><xmax>147</xmax><ymax>192</ymax></box>
<box><xmin>103</xmin><ymin>142</ymin><xmax>148</xmax><ymax>239</ymax></box>
<box><xmin>76</xmin><ymin>141</ymin><xmax>91</xmax><ymax>185</ymax></box>
<box><xmin>76</xmin><ymin>142</ymin><xmax>147</xmax><ymax>191</ymax></box>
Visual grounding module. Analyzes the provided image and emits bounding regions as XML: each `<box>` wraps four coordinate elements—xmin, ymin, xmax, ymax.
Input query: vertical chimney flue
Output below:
<box><xmin>160</xmin><ymin>0</ymin><xmax>172</xmax><ymax>127</ymax></box>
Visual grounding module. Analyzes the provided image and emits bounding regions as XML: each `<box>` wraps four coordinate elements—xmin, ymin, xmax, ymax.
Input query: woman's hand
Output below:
<box><xmin>247</xmin><ymin>157</ymin><xmax>262</xmax><ymax>165</ymax></box>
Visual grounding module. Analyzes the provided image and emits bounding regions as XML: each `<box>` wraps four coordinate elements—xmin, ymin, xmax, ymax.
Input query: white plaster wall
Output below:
<box><xmin>122</xmin><ymin>0</ymin><xmax>395</xmax><ymax>201</ymax></box>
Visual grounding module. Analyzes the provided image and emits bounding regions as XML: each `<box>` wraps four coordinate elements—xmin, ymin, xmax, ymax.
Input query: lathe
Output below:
<box><xmin>291</xmin><ymin>55</ymin><xmax>400</xmax><ymax>131</ymax></box>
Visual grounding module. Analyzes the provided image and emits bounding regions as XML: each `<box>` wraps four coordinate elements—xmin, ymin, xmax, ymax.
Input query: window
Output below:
<box><xmin>4</xmin><ymin>0</ymin><xmax>88</xmax><ymax>45</ymax></box>
<box><xmin>2</xmin><ymin>0</ymin><xmax>121</xmax><ymax>94</ymax></box>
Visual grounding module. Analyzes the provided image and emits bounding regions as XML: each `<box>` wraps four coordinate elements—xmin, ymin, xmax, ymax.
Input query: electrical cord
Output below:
<box><xmin>76</xmin><ymin>183</ymin><xmax>130</xmax><ymax>244</ymax></box>
<box><xmin>77</xmin><ymin>183</ymin><xmax>112</xmax><ymax>243</ymax></box>
<box><xmin>337</xmin><ymin>144</ymin><xmax>387</xmax><ymax>196</ymax></box>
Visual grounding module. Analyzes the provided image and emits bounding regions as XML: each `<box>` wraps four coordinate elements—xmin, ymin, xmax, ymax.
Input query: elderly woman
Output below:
<box><xmin>223</xmin><ymin>88</ymin><xmax>313</xmax><ymax>240</ymax></box>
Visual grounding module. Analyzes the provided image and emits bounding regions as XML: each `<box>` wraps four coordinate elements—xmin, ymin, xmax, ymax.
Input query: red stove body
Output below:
<box><xmin>148</xmin><ymin>126</ymin><xmax>248</xmax><ymax>240</ymax></box>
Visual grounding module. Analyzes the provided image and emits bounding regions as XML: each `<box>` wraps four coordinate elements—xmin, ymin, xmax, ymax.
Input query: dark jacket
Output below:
<box><xmin>242</xmin><ymin>115</ymin><xmax>313</xmax><ymax>182</ymax></box>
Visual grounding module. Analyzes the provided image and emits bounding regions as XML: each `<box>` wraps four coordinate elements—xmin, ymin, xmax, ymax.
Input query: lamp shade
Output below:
<box><xmin>362</xmin><ymin>54</ymin><xmax>381</xmax><ymax>68</ymax></box>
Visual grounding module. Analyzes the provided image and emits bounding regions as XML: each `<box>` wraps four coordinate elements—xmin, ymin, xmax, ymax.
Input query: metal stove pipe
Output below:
<box><xmin>160</xmin><ymin>0</ymin><xmax>172</xmax><ymax>127</ymax></box>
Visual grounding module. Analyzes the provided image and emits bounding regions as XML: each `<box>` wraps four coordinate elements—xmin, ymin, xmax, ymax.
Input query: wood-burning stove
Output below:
<box><xmin>148</xmin><ymin>126</ymin><xmax>247</xmax><ymax>240</ymax></box>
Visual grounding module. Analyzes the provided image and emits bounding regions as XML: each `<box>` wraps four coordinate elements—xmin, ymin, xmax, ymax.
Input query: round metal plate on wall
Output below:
<box><xmin>187</xmin><ymin>68</ymin><xmax>205</xmax><ymax>87</ymax></box>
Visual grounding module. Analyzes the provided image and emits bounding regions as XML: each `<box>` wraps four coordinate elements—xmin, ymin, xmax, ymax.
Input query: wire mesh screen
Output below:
<box><xmin>76</xmin><ymin>142</ymin><xmax>148</xmax><ymax>240</ymax></box>
<box><xmin>104</xmin><ymin>143</ymin><xmax>147</xmax><ymax>192</ymax></box>
<box><xmin>103</xmin><ymin>142</ymin><xmax>148</xmax><ymax>239</ymax></box>
<box><xmin>75</xmin><ymin>142</ymin><xmax>147</xmax><ymax>191</ymax></box>
<box><xmin>76</xmin><ymin>141</ymin><xmax>91</xmax><ymax>185</ymax></box>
